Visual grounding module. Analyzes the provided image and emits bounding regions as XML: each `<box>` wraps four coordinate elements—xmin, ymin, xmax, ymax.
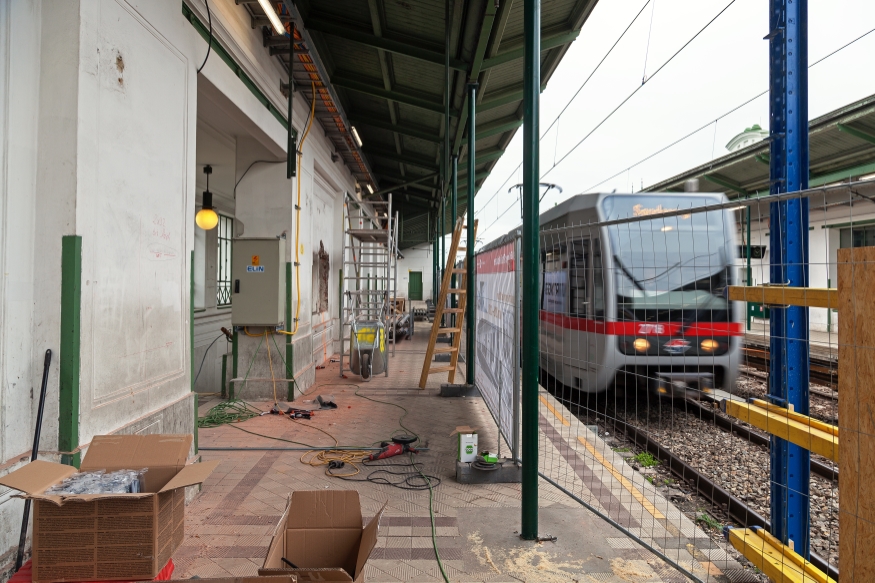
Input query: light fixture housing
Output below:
<box><xmin>196</xmin><ymin>165</ymin><xmax>219</xmax><ymax>230</ymax></box>
<box><xmin>351</xmin><ymin>126</ymin><xmax>363</xmax><ymax>147</ymax></box>
<box><xmin>366</xmin><ymin>184</ymin><xmax>374</xmax><ymax>194</ymax></box>
<box><xmin>258</xmin><ymin>0</ymin><xmax>286</xmax><ymax>35</ymax></box>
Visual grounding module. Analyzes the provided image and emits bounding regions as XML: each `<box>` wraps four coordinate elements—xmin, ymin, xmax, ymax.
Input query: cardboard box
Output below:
<box><xmin>260</xmin><ymin>491</ymin><xmax>386</xmax><ymax>582</ymax></box>
<box><xmin>450</xmin><ymin>426</ymin><xmax>478</xmax><ymax>463</ymax></box>
<box><xmin>164</xmin><ymin>578</ymin><xmax>296</xmax><ymax>583</ymax></box>
<box><xmin>0</xmin><ymin>434</ymin><xmax>218</xmax><ymax>583</ymax></box>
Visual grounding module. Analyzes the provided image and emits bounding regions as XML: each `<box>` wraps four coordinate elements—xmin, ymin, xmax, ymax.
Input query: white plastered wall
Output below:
<box><xmin>397</xmin><ymin>243</ymin><xmax>435</xmax><ymax>301</ymax></box>
<box><xmin>0</xmin><ymin>0</ymin><xmax>361</xmax><ymax>569</ymax></box>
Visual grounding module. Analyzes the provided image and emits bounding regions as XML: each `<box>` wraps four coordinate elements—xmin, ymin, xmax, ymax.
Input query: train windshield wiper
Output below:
<box><xmin>613</xmin><ymin>254</ymin><xmax>644</xmax><ymax>291</ymax></box>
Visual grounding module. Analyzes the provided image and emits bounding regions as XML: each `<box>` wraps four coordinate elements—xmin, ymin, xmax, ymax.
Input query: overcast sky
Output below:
<box><xmin>469</xmin><ymin>0</ymin><xmax>875</xmax><ymax>246</ymax></box>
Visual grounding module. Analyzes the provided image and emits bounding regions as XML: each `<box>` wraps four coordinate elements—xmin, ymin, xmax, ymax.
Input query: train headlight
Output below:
<box><xmin>633</xmin><ymin>338</ymin><xmax>650</xmax><ymax>353</ymax></box>
<box><xmin>700</xmin><ymin>339</ymin><xmax>720</xmax><ymax>353</ymax></box>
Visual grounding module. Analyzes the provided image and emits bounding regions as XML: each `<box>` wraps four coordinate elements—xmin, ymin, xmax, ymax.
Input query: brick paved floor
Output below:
<box><xmin>181</xmin><ymin>333</ymin><xmax>758</xmax><ymax>582</ymax></box>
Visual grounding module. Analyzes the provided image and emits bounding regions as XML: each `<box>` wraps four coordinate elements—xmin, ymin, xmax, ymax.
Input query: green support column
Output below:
<box><xmin>231</xmin><ymin>329</ymin><xmax>238</xmax><ymax>400</ymax></box>
<box><xmin>466</xmin><ymin>82</ymin><xmax>477</xmax><ymax>386</ymax></box>
<box><xmin>59</xmin><ymin>236</ymin><xmax>82</xmax><ymax>468</ymax></box>
<box><xmin>190</xmin><ymin>251</ymin><xmax>198</xmax><ymax>453</ymax></box>
<box><xmin>520</xmin><ymin>0</ymin><xmax>541</xmax><ymax>540</ymax></box>
<box><xmin>286</xmin><ymin>262</ymin><xmax>295</xmax><ymax>401</ymax></box>
<box><xmin>451</xmin><ymin>155</ymin><xmax>459</xmax><ymax>326</ymax></box>
<box><xmin>746</xmin><ymin>205</ymin><xmax>752</xmax><ymax>330</ymax></box>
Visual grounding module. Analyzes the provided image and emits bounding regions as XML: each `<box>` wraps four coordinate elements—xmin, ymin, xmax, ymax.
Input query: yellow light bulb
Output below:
<box><xmin>700</xmin><ymin>339</ymin><xmax>720</xmax><ymax>353</ymax></box>
<box><xmin>196</xmin><ymin>208</ymin><xmax>219</xmax><ymax>230</ymax></box>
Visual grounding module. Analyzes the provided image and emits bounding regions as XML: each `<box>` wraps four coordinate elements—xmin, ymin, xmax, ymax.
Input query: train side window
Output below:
<box><xmin>570</xmin><ymin>239</ymin><xmax>589</xmax><ymax>317</ymax></box>
<box><xmin>541</xmin><ymin>244</ymin><xmax>566</xmax><ymax>313</ymax></box>
<box><xmin>592</xmin><ymin>238</ymin><xmax>605</xmax><ymax>319</ymax></box>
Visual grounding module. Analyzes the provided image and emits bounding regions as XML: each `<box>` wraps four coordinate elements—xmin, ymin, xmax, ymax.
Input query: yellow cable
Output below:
<box><xmin>288</xmin><ymin>82</ymin><xmax>317</xmax><ymax>337</ymax></box>
<box><xmin>265</xmin><ymin>330</ymin><xmax>278</xmax><ymax>405</ymax></box>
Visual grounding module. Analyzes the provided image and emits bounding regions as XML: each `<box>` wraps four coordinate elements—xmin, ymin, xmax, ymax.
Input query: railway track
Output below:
<box><xmin>605</xmin><ymin>412</ymin><xmax>840</xmax><ymax>581</ymax></box>
<box><xmin>742</xmin><ymin>345</ymin><xmax>838</xmax><ymax>391</ymax></box>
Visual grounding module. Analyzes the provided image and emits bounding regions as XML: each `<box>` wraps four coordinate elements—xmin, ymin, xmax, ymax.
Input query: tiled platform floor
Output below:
<box><xmin>180</xmin><ymin>333</ymin><xmax>757</xmax><ymax>582</ymax></box>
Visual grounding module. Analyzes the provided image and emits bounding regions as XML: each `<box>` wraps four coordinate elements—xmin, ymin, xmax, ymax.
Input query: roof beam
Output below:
<box><xmin>363</xmin><ymin>146</ymin><xmax>438</xmax><ymax>171</ymax></box>
<box><xmin>331</xmin><ymin>74</ymin><xmax>459</xmax><ymax>117</ymax></box>
<box><xmin>482</xmin><ymin>29</ymin><xmax>581</xmax><ymax>70</ymax></box>
<box><xmin>837</xmin><ymin>123</ymin><xmax>875</xmax><ymax>145</ymax></box>
<box><xmin>704</xmin><ymin>173</ymin><xmax>749</xmax><ymax>195</ymax></box>
<box><xmin>450</xmin><ymin>0</ymin><xmax>500</xmax><ymax>155</ymax></box>
<box><xmin>302</xmin><ymin>15</ymin><xmax>468</xmax><ymax>72</ymax></box>
<box><xmin>462</xmin><ymin>116</ymin><xmax>523</xmax><ymax>144</ymax></box>
<box><xmin>368</xmin><ymin>172</ymin><xmax>439</xmax><ymax>198</ymax></box>
<box><xmin>352</xmin><ymin>117</ymin><xmax>441</xmax><ymax>143</ymax></box>
<box><xmin>459</xmin><ymin>147</ymin><xmax>506</xmax><ymax>166</ymax></box>
<box><xmin>479</xmin><ymin>83</ymin><xmax>547</xmax><ymax>111</ymax></box>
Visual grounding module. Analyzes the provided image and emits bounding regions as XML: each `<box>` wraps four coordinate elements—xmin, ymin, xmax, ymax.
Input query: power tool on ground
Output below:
<box><xmin>367</xmin><ymin>435</ymin><xmax>419</xmax><ymax>461</ymax></box>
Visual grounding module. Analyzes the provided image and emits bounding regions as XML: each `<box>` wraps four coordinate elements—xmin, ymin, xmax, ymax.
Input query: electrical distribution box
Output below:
<box><xmin>231</xmin><ymin>238</ymin><xmax>285</xmax><ymax>326</ymax></box>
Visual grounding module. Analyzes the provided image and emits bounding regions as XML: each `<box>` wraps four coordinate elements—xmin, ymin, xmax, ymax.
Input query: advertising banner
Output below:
<box><xmin>474</xmin><ymin>241</ymin><xmax>518</xmax><ymax>453</ymax></box>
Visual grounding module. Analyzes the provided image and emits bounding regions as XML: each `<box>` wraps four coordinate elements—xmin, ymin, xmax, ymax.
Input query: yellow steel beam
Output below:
<box><xmin>721</xmin><ymin>398</ymin><xmax>838</xmax><ymax>462</ymax></box>
<box><xmin>727</xmin><ymin>527</ymin><xmax>836</xmax><ymax>583</ymax></box>
<box><xmin>728</xmin><ymin>285</ymin><xmax>838</xmax><ymax>309</ymax></box>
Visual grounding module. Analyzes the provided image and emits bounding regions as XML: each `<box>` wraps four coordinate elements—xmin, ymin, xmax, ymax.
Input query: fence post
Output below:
<box><xmin>767</xmin><ymin>0</ymin><xmax>810</xmax><ymax>557</ymax></box>
<box><xmin>520</xmin><ymin>0</ymin><xmax>541</xmax><ymax>541</ymax></box>
<box><xmin>466</xmin><ymin>82</ymin><xmax>477</xmax><ymax>385</ymax></box>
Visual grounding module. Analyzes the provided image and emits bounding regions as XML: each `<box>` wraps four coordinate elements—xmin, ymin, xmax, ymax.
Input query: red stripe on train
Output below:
<box><xmin>539</xmin><ymin>311</ymin><xmax>743</xmax><ymax>337</ymax></box>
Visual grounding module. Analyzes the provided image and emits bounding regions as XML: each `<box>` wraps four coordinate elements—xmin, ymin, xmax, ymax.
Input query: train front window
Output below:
<box><xmin>601</xmin><ymin>195</ymin><xmax>732</xmax><ymax>322</ymax></box>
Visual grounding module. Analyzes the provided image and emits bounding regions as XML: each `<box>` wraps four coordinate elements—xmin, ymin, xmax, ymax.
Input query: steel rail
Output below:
<box><xmin>605</xmin><ymin>414</ymin><xmax>839</xmax><ymax>580</ymax></box>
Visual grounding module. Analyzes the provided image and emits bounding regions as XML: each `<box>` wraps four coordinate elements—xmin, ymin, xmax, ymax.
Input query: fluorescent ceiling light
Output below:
<box><xmin>351</xmin><ymin>126</ymin><xmax>363</xmax><ymax>147</ymax></box>
<box><xmin>366</xmin><ymin>184</ymin><xmax>374</xmax><ymax>194</ymax></box>
<box><xmin>258</xmin><ymin>0</ymin><xmax>286</xmax><ymax>35</ymax></box>
<box><xmin>660</xmin><ymin>226</ymin><xmax>673</xmax><ymax>232</ymax></box>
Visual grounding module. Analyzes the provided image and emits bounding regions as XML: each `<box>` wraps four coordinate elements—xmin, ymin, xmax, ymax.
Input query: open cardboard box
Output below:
<box><xmin>259</xmin><ymin>491</ymin><xmax>386</xmax><ymax>583</ymax></box>
<box><xmin>0</xmin><ymin>434</ymin><xmax>218</xmax><ymax>583</ymax></box>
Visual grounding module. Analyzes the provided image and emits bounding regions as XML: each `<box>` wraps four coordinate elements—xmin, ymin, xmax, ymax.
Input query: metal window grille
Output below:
<box><xmin>216</xmin><ymin>214</ymin><xmax>233</xmax><ymax>307</ymax></box>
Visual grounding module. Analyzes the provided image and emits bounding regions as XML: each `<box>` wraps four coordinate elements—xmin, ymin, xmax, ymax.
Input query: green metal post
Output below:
<box><xmin>231</xmin><ymin>329</ymin><xmax>238</xmax><ymax>400</ymax></box>
<box><xmin>59</xmin><ymin>236</ymin><xmax>82</xmax><ymax>468</ymax></box>
<box><xmin>191</xmin><ymin>251</ymin><xmax>198</xmax><ymax>453</ymax></box>
<box><xmin>466</xmin><ymin>82</ymin><xmax>477</xmax><ymax>385</ymax></box>
<box><xmin>221</xmin><ymin>353</ymin><xmax>228</xmax><ymax>398</ymax></box>
<box><xmin>286</xmin><ymin>262</ymin><xmax>295</xmax><ymax>401</ymax></box>
<box><xmin>520</xmin><ymin>0</ymin><xmax>540</xmax><ymax>540</ymax></box>
<box><xmin>452</xmin><ymin>154</ymin><xmax>459</xmax><ymax>326</ymax></box>
<box><xmin>746</xmin><ymin>205</ymin><xmax>752</xmax><ymax>330</ymax></box>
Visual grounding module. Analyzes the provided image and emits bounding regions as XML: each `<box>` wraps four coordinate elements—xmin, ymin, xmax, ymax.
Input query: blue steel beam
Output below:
<box><xmin>767</xmin><ymin>0</ymin><xmax>810</xmax><ymax>557</ymax></box>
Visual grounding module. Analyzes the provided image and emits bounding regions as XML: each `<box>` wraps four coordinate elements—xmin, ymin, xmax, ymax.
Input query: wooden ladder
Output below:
<box><xmin>419</xmin><ymin>217</ymin><xmax>478</xmax><ymax>389</ymax></box>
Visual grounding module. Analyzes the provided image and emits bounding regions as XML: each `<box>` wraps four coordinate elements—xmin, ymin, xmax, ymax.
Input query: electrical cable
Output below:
<box><xmin>193</xmin><ymin>334</ymin><xmax>226</xmax><ymax>387</ymax></box>
<box><xmin>196</xmin><ymin>0</ymin><xmax>212</xmax><ymax>74</ymax></box>
<box><xmin>197</xmin><ymin>400</ymin><xmax>262</xmax><ymax>429</ymax></box>
<box><xmin>581</xmin><ymin>25</ymin><xmax>875</xmax><ymax>194</ymax></box>
<box><xmin>234</xmin><ymin>160</ymin><xmax>284</xmax><ymax>199</ymax></box>
<box><xmin>286</xmin><ymin>82</ymin><xmax>317</xmax><ymax>337</ymax></box>
<box><xmin>473</xmin><ymin>0</ymin><xmax>652</xmax><ymax>220</ymax></box>
<box><xmin>414</xmin><ymin>453</ymin><xmax>450</xmax><ymax>583</ymax></box>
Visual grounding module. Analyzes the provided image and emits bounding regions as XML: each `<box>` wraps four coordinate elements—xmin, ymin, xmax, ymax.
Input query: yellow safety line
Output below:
<box><xmin>577</xmin><ymin>435</ymin><xmax>666</xmax><ymax>520</ymax></box>
<box><xmin>539</xmin><ymin>392</ymin><xmax>664</xmax><ymax>520</ymax></box>
<box><xmin>538</xmin><ymin>395</ymin><xmax>570</xmax><ymax>426</ymax></box>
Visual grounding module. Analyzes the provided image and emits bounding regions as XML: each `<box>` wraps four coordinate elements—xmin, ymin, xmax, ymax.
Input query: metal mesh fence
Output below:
<box><xmin>473</xmin><ymin>179</ymin><xmax>875</xmax><ymax>581</ymax></box>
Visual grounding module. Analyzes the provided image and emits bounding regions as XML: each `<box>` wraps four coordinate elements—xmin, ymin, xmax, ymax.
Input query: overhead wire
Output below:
<box><xmin>477</xmin><ymin>0</ymin><xmax>740</xmax><ymax>241</ymax></box>
<box><xmin>582</xmin><ymin>25</ymin><xmax>875</xmax><ymax>194</ymax></box>
<box><xmin>542</xmin><ymin>0</ymin><xmax>739</xmax><ymax>179</ymax></box>
<box><xmin>473</xmin><ymin>0</ymin><xmax>652</xmax><ymax>220</ymax></box>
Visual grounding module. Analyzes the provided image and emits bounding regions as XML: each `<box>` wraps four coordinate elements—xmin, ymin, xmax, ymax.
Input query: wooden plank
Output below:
<box><xmin>722</xmin><ymin>399</ymin><xmax>838</xmax><ymax>462</ymax></box>
<box><xmin>728</xmin><ymin>285</ymin><xmax>838</xmax><ymax>309</ymax></box>
<box><xmin>838</xmin><ymin>245</ymin><xmax>875</xmax><ymax>580</ymax></box>
<box><xmin>727</xmin><ymin>528</ymin><xmax>835</xmax><ymax>583</ymax></box>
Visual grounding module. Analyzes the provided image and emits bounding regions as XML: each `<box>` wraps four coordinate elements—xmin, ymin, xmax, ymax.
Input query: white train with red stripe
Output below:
<box><xmin>537</xmin><ymin>192</ymin><xmax>742</xmax><ymax>396</ymax></box>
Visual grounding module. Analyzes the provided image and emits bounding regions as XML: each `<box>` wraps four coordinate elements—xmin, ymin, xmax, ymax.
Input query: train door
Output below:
<box><xmin>570</xmin><ymin>238</ymin><xmax>599</xmax><ymax>390</ymax></box>
<box><xmin>590</xmin><ymin>237</ymin><xmax>609</xmax><ymax>389</ymax></box>
<box><xmin>540</xmin><ymin>242</ymin><xmax>567</xmax><ymax>380</ymax></box>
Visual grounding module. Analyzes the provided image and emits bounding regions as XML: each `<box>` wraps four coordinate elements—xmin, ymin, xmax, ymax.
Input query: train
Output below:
<box><xmin>535</xmin><ymin>192</ymin><xmax>743</xmax><ymax>397</ymax></box>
